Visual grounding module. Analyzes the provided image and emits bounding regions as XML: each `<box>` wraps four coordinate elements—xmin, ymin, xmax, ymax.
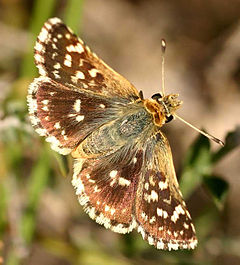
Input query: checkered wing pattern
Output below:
<box><xmin>27</xmin><ymin>17</ymin><xmax>198</xmax><ymax>251</ymax></box>
<box><xmin>72</xmin><ymin>146</ymin><xmax>143</xmax><ymax>233</ymax></box>
<box><xmin>135</xmin><ymin>131</ymin><xmax>197</xmax><ymax>250</ymax></box>
<box><xmin>71</xmin><ymin>129</ymin><xmax>197</xmax><ymax>250</ymax></box>
<box><xmin>33</xmin><ymin>17</ymin><xmax>139</xmax><ymax>100</ymax></box>
<box><xmin>27</xmin><ymin>18</ymin><xmax>140</xmax><ymax>154</ymax></box>
<box><xmin>28</xmin><ymin>77</ymin><xmax>124</xmax><ymax>154</ymax></box>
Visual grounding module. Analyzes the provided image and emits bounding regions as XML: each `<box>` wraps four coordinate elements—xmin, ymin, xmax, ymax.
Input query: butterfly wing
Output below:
<box><xmin>135</xmin><ymin>131</ymin><xmax>198</xmax><ymax>250</ymax></box>
<box><xmin>34</xmin><ymin>17</ymin><xmax>139</xmax><ymax>100</ymax></box>
<box><xmin>28</xmin><ymin>18</ymin><xmax>198</xmax><ymax>250</ymax></box>
<box><xmin>28</xmin><ymin>18</ymin><xmax>140</xmax><ymax>154</ymax></box>
<box><xmin>72</xmin><ymin>125</ymin><xmax>197</xmax><ymax>249</ymax></box>
<box><xmin>72</xmin><ymin>145</ymin><xmax>144</xmax><ymax>233</ymax></box>
<box><xmin>28</xmin><ymin>77</ymin><xmax>126</xmax><ymax>154</ymax></box>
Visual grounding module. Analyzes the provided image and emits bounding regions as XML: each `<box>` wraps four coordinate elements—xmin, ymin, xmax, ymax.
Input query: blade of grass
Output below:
<box><xmin>64</xmin><ymin>0</ymin><xmax>84</xmax><ymax>34</ymax></box>
<box><xmin>0</xmin><ymin>181</ymin><xmax>7</xmax><ymax>236</ymax></box>
<box><xmin>0</xmin><ymin>144</ymin><xmax>8</xmax><ymax>237</ymax></box>
<box><xmin>20</xmin><ymin>148</ymin><xmax>51</xmax><ymax>244</ymax></box>
<box><xmin>20</xmin><ymin>0</ymin><xmax>57</xmax><ymax>78</ymax></box>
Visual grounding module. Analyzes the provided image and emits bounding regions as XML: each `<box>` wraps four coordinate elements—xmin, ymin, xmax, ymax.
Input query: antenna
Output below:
<box><xmin>174</xmin><ymin>113</ymin><xmax>224</xmax><ymax>146</ymax></box>
<box><xmin>161</xmin><ymin>39</ymin><xmax>166</xmax><ymax>96</ymax></box>
<box><xmin>159</xmin><ymin>39</ymin><xmax>223</xmax><ymax>146</ymax></box>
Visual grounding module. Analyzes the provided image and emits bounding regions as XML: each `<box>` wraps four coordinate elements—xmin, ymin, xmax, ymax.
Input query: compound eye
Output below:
<box><xmin>166</xmin><ymin>115</ymin><xmax>173</xmax><ymax>123</ymax></box>
<box><xmin>151</xmin><ymin>93</ymin><xmax>163</xmax><ymax>100</ymax></box>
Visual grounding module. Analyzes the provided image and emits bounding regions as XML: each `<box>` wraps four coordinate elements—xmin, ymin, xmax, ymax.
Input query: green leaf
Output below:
<box><xmin>203</xmin><ymin>175</ymin><xmax>229</xmax><ymax>210</ymax></box>
<box><xmin>212</xmin><ymin>126</ymin><xmax>240</xmax><ymax>163</ymax></box>
<box><xmin>194</xmin><ymin>206</ymin><xmax>219</xmax><ymax>242</ymax></box>
<box><xmin>180</xmin><ymin>134</ymin><xmax>212</xmax><ymax>199</ymax></box>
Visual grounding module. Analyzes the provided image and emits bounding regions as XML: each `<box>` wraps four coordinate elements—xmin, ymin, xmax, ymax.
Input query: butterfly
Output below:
<box><xmin>27</xmin><ymin>17</ymin><xmax>223</xmax><ymax>250</ymax></box>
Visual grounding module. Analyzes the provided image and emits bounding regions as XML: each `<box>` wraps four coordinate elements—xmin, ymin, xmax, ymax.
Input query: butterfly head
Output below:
<box><xmin>144</xmin><ymin>93</ymin><xmax>182</xmax><ymax>126</ymax></box>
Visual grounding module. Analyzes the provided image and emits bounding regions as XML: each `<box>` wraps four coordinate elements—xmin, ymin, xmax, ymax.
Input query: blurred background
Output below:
<box><xmin>0</xmin><ymin>0</ymin><xmax>240</xmax><ymax>264</ymax></box>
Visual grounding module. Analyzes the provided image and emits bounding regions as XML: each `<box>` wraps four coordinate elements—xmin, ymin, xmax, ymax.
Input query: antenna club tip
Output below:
<box><xmin>219</xmin><ymin>140</ymin><xmax>225</xmax><ymax>147</ymax></box>
<box><xmin>212</xmin><ymin>136</ymin><xmax>225</xmax><ymax>146</ymax></box>
<box><xmin>161</xmin><ymin>39</ymin><xmax>166</xmax><ymax>51</ymax></box>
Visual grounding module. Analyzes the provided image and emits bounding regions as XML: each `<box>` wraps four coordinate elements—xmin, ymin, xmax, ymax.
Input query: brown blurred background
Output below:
<box><xmin>0</xmin><ymin>0</ymin><xmax>240</xmax><ymax>264</ymax></box>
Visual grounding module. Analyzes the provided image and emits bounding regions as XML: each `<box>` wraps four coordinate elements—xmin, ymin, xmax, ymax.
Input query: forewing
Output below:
<box><xmin>135</xmin><ymin>131</ymin><xmax>198</xmax><ymax>250</ymax></box>
<box><xmin>27</xmin><ymin>77</ymin><xmax>121</xmax><ymax>154</ymax></box>
<box><xmin>72</xmin><ymin>146</ymin><xmax>143</xmax><ymax>233</ymax></box>
<box><xmin>34</xmin><ymin>17</ymin><xmax>139</xmax><ymax>100</ymax></box>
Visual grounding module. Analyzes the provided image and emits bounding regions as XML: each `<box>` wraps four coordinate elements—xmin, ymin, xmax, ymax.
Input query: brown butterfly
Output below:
<box><xmin>27</xmin><ymin>18</ymin><xmax>223</xmax><ymax>250</ymax></box>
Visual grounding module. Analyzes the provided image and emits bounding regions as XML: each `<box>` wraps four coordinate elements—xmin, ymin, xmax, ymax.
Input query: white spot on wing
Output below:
<box><xmin>29</xmin><ymin>115</ymin><xmax>40</xmax><ymax>126</ymax></box>
<box><xmin>118</xmin><ymin>177</ymin><xmax>131</xmax><ymax>186</ymax></box>
<box><xmin>76</xmin><ymin>115</ymin><xmax>84</xmax><ymax>122</ymax></box>
<box><xmin>68</xmin><ymin>113</ymin><xmax>76</xmax><ymax>117</ymax></box>
<box><xmin>35</xmin><ymin>54</ymin><xmax>44</xmax><ymax>63</ymax></box>
<box><xmin>149</xmin><ymin>175</ymin><xmax>155</xmax><ymax>186</ymax></box>
<box><xmin>64</xmin><ymin>54</ymin><xmax>72</xmax><ymax>67</ymax></box>
<box><xmin>38</xmin><ymin>27</ymin><xmax>48</xmax><ymax>42</ymax></box>
<box><xmin>150</xmin><ymin>190</ymin><xmax>158</xmax><ymax>201</ymax></box>
<box><xmin>54</xmin><ymin>122</ymin><xmax>61</xmax><ymax>129</ymax></box>
<box><xmin>191</xmin><ymin>223</ymin><xmax>196</xmax><ymax>233</ymax></box>
<box><xmin>48</xmin><ymin>17</ymin><xmax>62</xmax><ymax>25</ymax></box>
<box><xmin>176</xmin><ymin>204</ymin><xmax>185</xmax><ymax>215</ymax></box>
<box><xmin>137</xmin><ymin>225</ymin><xmax>145</xmax><ymax>239</ymax></box>
<box><xmin>157</xmin><ymin>208</ymin><xmax>163</xmax><ymax>217</ymax></box>
<box><xmin>149</xmin><ymin>216</ymin><xmax>156</xmax><ymax>224</ymax></box>
<box><xmin>157</xmin><ymin>208</ymin><xmax>168</xmax><ymax>219</ymax></box>
<box><xmin>38</xmin><ymin>64</ymin><xmax>47</xmax><ymax>76</ymax></box>
<box><xmin>52</xmin><ymin>52</ymin><xmax>57</xmax><ymax>59</ymax></box>
<box><xmin>141</xmin><ymin>212</ymin><xmax>148</xmax><ymax>222</ymax></box>
<box><xmin>42</xmin><ymin>106</ymin><xmax>49</xmax><ymax>111</ymax></box>
<box><xmin>76</xmin><ymin>71</ymin><xmax>85</xmax><ymax>79</ymax></box>
<box><xmin>163</xmin><ymin>210</ymin><xmax>168</xmax><ymax>219</ymax></box>
<box><xmin>54</xmin><ymin>63</ymin><xmax>61</xmax><ymax>69</ymax></box>
<box><xmin>157</xmin><ymin>241</ymin><xmax>165</xmax><ymax>249</ymax></box>
<box><xmin>36</xmin><ymin>128</ymin><xmax>47</xmax><ymax>136</ymax></box>
<box><xmin>52</xmin><ymin>70</ymin><xmax>60</xmax><ymax>79</ymax></box>
<box><xmin>42</xmin><ymin>99</ymin><xmax>49</xmax><ymax>105</ymax></box>
<box><xmin>89</xmin><ymin>68</ymin><xmax>99</xmax><ymax>77</ymax></box>
<box><xmin>171</xmin><ymin>211</ymin><xmax>179</xmax><ymax>223</ymax></box>
<box><xmin>110</xmin><ymin>208</ymin><xmax>115</xmax><ymax>215</ymax></box>
<box><xmin>94</xmin><ymin>186</ymin><xmax>101</xmax><ymax>193</ymax></box>
<box><xmin>65</xmin><ymin>33</ymin><xmax>71</xmax><ymax>39</ymax></box>
<box><xmin>66</xmin><ymin>44</ymin><xmax>84</xmax><ymax>53</ymax></box>
<box><xmin>158</xmin><ymin>180</ymin><xmax>168</xmax><ymax>190</ymax></box>
<box><xmin>168</xmin><ymin>242</ymin><xmax>179</xmax><ymax>251</ymax></box>
<box><xmin>52</xmin><ymin>43</ymin><xmax>57</xmax><ymax>49</ymax></box>
<box><xmin>110</xmin><ymin>170</ymin><xmax>118</xmax><ymax>178</ymax></box>
<box><xmin>105</xmin><ymin>205</ymin><xmax>110</xmax><ymax>212</ymax></box>
<box><xmin>73</xmin><ymin>99</ymin><xmax>81</xmax><ymax>112</ymax></box>
<box><xmin>35</xmin><ymin>42</ymin><xmax>43</xmax><ymax>52</ymax></box>
<box><xmin>144</xmin><ymin>182</ymin><xmax>149</xmax><ymax>190</ymax></box>
<box><xmin>148</xmin><ymin>236</ymin><xmax>154</xmax><ymax>245</ymax></box>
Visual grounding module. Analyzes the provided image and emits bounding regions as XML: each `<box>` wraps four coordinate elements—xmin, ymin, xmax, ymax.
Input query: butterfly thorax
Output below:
<box><xmin>72</xmin><ymin>105</ymin><xmax>153</xmax><ymax>158</ymax></box>
<box><xmin>144</xmin><ymin>94</ymin><xmax>182</xmax><ymax>127</ymax></box>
